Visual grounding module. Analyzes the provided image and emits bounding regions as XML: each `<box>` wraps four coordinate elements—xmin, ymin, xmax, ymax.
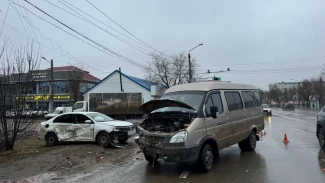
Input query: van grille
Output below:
<box><xmin>145</xmin><ymin>136</ymin><xmax>164</xmax><ymax>144</ymax></box>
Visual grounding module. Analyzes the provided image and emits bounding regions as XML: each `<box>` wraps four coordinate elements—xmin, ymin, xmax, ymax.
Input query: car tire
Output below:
<box><xmin>144</xmin><ymin>154</ymin><xmax>157</xmax><ymax>164</ymax></box>
<box><xmin>46</xmin><ymin>133</ymin><xmax>58</xmax><ymax>147</ymax></box>
<box><xmin>97</xmin><ymin>132</ymin><xmax>113</xmax><ymax>147</ymax></box>
<box><xmin>238</xmin><ymin>131</ymin><xmax>257</xmax><ymax>151</ymax></box>
<box><xmin>318</xmin><ymin>127</ymin><xmax>325</xmax><ymax>149</ymax></box>
<box><xmin>198</xmin><ymin>143</ymin><xmax>214</xmax><ymax>173</ymax></box>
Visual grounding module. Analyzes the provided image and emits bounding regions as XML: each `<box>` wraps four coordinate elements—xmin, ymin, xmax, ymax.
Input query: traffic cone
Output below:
<box><xmin>282</xmin><ymin>133</ymin><xmax>289</xmax><ymax>144</ymax></box>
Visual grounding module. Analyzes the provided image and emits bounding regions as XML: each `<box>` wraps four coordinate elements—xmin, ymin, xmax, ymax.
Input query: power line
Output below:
<box><xmin>85</xmin><ymin>0</ymin><xmax>166</xmax><ymax>56</ymax></box>
<box><xmin>58</xmin><ymin>0</ymin><xmax>152</xmax><ymax>51</ymax></box>
<box><xmin>23</xmin><ymin>0</ymin><xmax>148</xmax><ymax>69</ymax></box>
<box><xmin>199</xmin><ymin>56</ymin><xmax>325</xmax><ymax>68</ymax></box>
<box><xmin>0</xmin><ymin>4</ymin><xmax>10</xmax><ymax>37</ymax></box>
<box><xmin>0</xmin><ymin>18</ymin><xmax>107</xmax><ymax>74</ymax></box>
<box><xmin>44</xmin><ymin>0</ymin><xmax>151</xmax><ymax>55</ymax></box>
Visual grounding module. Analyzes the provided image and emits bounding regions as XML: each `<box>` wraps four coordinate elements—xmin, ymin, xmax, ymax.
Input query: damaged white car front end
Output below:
<box><xmin>38</xmin><ymin>112</ymin><xmax>134</xmax><ymax>147</ymax></box>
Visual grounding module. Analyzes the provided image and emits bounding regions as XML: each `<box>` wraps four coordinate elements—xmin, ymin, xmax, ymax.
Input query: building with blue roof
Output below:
<box><xmin>82</xmin><ymin>70</ymin><xmax>165</xmax><ymax>108</ymax></box>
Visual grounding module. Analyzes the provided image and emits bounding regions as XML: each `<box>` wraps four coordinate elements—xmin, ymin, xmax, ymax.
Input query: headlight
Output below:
<box><xmin>268</xmin><ymin>109</ymin><xmax>271</xmax><ymax>112</ymax></box>
<box><xmin>170</xmin><ymin>131</ymin><xmax>188</xmax><ymax>143</ymax></box>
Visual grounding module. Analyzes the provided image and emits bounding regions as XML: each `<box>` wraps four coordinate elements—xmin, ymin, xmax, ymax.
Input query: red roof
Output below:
<box><xmin>47</xmin><ymin>66</ymin><xmax>100</xmax><ymax>82</ymax></box>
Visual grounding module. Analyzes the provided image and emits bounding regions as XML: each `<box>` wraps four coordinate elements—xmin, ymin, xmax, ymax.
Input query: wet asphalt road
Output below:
<box><xmin>53</xmin><ymin>108</ymin><xmax>325</xmax><ymax>182</ymax></box>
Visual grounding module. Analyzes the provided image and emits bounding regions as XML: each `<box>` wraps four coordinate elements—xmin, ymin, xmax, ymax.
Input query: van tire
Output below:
<box><xmin>46</xmin><ymin>133</ymin><xmax>58</xmax><ymax>147</ymax></box>
<box><xmin>238</xmin><ymin>131</ymin><xmax>257</xmax><ymax>151</ymax></box>
<box><xmin>198</xmin><ymin>144</ymin><xmax>214</xmax><ymax>173</ymax></box>
<box><xmin>318</xmin><ymin>127</ymin><xmax>325</xmax><ymax>149</ymax></box>
<box><xmin>97</xmin><ymin>132</ymin><xmax>112</xmax><ymax>148</ymax></box>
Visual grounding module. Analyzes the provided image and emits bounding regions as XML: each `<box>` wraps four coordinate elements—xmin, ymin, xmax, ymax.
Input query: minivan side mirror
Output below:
<box><xmin>85</xmin><ymin>120</ymin><xmax>92</xmax><ymax>123</ymax></box>
<box><xmin>210</xmin><ymin>106</ymin><xmax>218</xmax><ymax>119</ymax></box>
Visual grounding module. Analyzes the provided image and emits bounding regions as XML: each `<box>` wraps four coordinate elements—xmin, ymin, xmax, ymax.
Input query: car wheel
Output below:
<box><xmin>198</xmin><ymin>143</ymin><xmax>214</xmax><ymax>173</ymax></box>
<box><xmin>144</xmin><ymin>153</ymin><xmax>157</xmax><ymax>164</ymax></box>
<box><xmin>46</xmin><ymin>133</ymin><xmax>58</xmax><ymax>147</ymax></box>
<box><xmin>318</xmin><ymin>127</ymin><xmax>325</xmax><ymax>149</ymax></box>
<box><xmin>238</xmin><ymin>131</ymin><xmax>257</xmax><ymax>151</ymax></box>
<box><xmin>97</xmin><ymin>132</ymin><xmax>113</xmax><ymax>147</ymax></box>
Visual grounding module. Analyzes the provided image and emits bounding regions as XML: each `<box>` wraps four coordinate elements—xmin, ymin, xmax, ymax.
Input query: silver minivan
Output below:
<box><xmin>135</xmin><ymin>81</ymin><xmax>265</xmax><ymax>172</ymax></box>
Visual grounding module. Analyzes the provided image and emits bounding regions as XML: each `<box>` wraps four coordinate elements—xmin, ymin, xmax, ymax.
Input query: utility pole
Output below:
<box><xmin>50</xmin><ymin>59</ymin><xmax>54</xmax><ymax>113</ymax></box>
<box><xmin>188</xmin><ymin>43</ymin><xmax>203</xmax><ymax>83</ymax></box>
<box><xmin>188</xmin><ymin>53</ymin><xmax>191</xmax><ymax>83</ymax></box>
<box><xmin>42</xmin><ymin>57</ymin><xmax>54</xmax><ymax>112</ymax></box>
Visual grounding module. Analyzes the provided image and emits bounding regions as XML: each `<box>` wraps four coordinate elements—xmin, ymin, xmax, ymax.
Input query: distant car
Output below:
<box><xmin>282</xmin><ymin>103</ymin><xmax>295</xmax><ymax>111</ymax></box>
<box><xmin>317</xmin><ymin>107</ymin><xmax>325</xmax><ymax>149</ymax></box>
<box><xmin>262</xmin><ymin>104</ymin><xmax>272</xmax><ymax>116</ymax></box>
<box><xmin>38</xmin><ymin>112</ymin><xmax>135</xmax><ymax>147</ymax></box>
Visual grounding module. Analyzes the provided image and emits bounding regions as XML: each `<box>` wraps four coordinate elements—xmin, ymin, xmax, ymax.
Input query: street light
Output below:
<box><xmin>42</xmin><ymin>57</ymin><xmax>54</xmax><ymax>113</ymax></box>
<box><xmin>188</xmin><ymin>43</ymin><xmax>203</xmax><ymax>83</ymax></box>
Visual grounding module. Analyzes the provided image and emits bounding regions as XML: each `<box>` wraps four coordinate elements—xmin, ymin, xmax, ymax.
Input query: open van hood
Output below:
<box><xmin>139</xmin><ymin>99</ymin><xmax>195</xmax><ymax>114</ymax></box>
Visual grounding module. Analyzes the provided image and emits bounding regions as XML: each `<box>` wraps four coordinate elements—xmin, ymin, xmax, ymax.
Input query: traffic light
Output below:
<box><xmin>213</xmin><ymin>77</ymin><xmax>221</xmax><ymax>81</ymax></box>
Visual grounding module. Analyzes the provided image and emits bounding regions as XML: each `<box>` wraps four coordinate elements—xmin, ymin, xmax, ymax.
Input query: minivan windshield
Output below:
<box><xmin>152</xmin><ymin>91</ymin><xmax>206</xmax><ymax>113</ymax></box>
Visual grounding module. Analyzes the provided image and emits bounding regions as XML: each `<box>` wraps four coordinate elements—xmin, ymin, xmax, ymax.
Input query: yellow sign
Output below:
<box><xmin>16</xmin><ymin>95</ymin><xmax>70</xmax><ymax>101</ymax></box>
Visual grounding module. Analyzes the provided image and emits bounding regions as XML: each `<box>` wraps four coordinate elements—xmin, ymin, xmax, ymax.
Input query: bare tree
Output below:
<box><xmin>0</xmin><ymin>39</ymin><xmax>41</xmax><ymax>151</ymax></box>
<box><xmin>269</xmin><ymin>84</ymin><xmax>282</xmax><ymax>106</ymax></box>
<box><xmin>311</xmin><ymin>76</ymin><xmax>325</xmax><ymax>108</ymax></box>
<box><xmin>145</xmin><ymin>52</ymin><xmax>199</xmax><ymax>88</ymax></box>
<box><xmin>297</xmin><ymin>79</ymin><xmax>313</xmax><ymax>108</ymax></box>
<box><xmin>68</xmin><ymin>63</ymin><xmax>87</xmax><ymax>104</ymax></box>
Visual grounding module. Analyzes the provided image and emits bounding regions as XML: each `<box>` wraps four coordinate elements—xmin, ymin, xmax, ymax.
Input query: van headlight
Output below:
<box><xmin>170</xmin><ymin>131</ymin><xmax>188</xmax><ymax>143</ymax></box>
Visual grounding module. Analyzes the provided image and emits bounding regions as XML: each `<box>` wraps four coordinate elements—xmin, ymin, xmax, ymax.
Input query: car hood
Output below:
<box><xmin>139</xmin><ymin>99</ymin><xmax>195</xmax><ymax>114</ymax></box>
<box><xmin>96</xmin><ymin>120</ymin><xmax>133</xmax><ymax>127</ymax></box>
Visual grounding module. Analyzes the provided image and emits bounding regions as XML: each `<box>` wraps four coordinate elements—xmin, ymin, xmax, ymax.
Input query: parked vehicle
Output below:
<box><xmin>135</xmin><ymin>81</ymin><xmax>265</xmax><ymax>172</ymax></box>
<box><xmin>38</xmin><ymin>112</ymin><xmax>135</xmax><ymax>147</ymax></box>
<box><xmin>317</xmin><ymin>107</ymin><xmax>325</xmax><ymax>149</ymax></box>
<box><xmin>73</xmin><ymin>93</ymin><xmax>143</xmax><ymax>120</ymax></box>
<box><xmin>44</xmin><ymin>107</ymin><xmax>72</xmax><ymax>119</ymax></box>
<box><xmin>282</xmin><ymin>103</ymin><xmax>295</xmax><ymax>111</ymax></box>
<box><xmin>262</xmin><ymin>104</ymin><xmax>272</xmax><ymax>116</ymax></box>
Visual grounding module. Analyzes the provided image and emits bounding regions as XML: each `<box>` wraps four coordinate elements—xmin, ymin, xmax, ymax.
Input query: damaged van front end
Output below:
<box><xmin>135</xmin><ymin>99</ymin><xmax>202</xmax><ymax>163</ymax></box>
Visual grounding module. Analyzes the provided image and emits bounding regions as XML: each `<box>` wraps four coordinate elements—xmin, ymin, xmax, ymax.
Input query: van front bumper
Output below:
<box><xmin>141</xmin><ymin>145</ymin><xmax>201</xmax><ymax>163</ymax></box>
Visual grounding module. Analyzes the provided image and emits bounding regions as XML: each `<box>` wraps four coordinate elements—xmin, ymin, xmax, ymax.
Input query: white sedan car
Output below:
<box><xmin>38</xmin><ymin>112</ymin><xmax>135</xmax><ymax>147</ymax></box>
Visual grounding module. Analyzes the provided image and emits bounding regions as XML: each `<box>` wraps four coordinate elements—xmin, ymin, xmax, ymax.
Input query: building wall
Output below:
<box><xmin>83</xmin><ymin>72</ymin><xmax>151</xmax><ymax>104</ymax></box>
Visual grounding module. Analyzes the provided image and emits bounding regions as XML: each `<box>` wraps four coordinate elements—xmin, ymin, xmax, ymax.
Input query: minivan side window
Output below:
<box><xmin>253</xmin><ymin>91</ymin><xmax>261</xmax><ymax>106</ymax></box>
<box><xmin>205</xmin><ymin>96</ymin><xmax>214</xmax><ymax>117</ymax></box>
<box><xmin>205</xmin><ymin>93</ymin><xmax>224</xmax><ymax>117</ymax></box>
<box><xmin>242</xmin><ymin>91</ymin><xmax>257</xmax><ymax>108</ymax></box>
<box><xmin>211</xmin><ymin>93</ymin><xmax>223</xmax><ymax>113</ymax></box>
<box><xmin>225</xmin><ymin>92</ymin><xmax>243</xmax><ymax>111</ymax></box>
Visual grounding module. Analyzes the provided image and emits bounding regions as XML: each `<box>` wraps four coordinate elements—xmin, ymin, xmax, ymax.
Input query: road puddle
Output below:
<box><xmin>6</xmin><ymin>172</ymin><xmax>58</xmax><ymax>183</ymax></box>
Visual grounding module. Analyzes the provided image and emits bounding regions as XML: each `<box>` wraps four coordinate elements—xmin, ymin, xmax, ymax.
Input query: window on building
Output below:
<box><xmin>242</xmin><ymin>91</ymin><xmax>257</xmax><ymax>108</ymax></box>
<box><xmin>39</xmin><ymin>82</ymin><xmax>49</xmax><ymax>94</ymax></box>
<box><xmin>27</xmin><ymin>85</ymin><xmax>37</xmax><ymax>94</ymax></box>
<box><xmin>54</xmin><ymin>102</ymin><xmax>69</xmax><ymax>109</ymax></box>
<box><xmin>225</xmin><ymin>92</ymin><xmax>243</xmax><ymax>111</ymax></box>
<box><xmin>54</xmin><ymin>82</ymin><xmax>69</xmax><ymax>94</ymax></box>
<box><xmin>38</xmin><ymin>102</ymin><xmax>49</xmax><ymax>111</ymax></box>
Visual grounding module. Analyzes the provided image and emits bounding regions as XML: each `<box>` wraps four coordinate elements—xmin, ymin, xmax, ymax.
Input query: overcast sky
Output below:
<box><xmin>1</xmin><ymin>0</ymin><xmax>325</xmax><ymax>90</ymax></box>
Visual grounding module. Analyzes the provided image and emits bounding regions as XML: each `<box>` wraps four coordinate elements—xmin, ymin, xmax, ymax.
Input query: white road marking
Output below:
<box><xmin>311</xmin><ymin>152</ymin><xmax>318</xmax><ymax>156</ymax></box>
<box><xmin>179</xmin><ymin>170</ymin><xmax>190</xmax><ymax>178</ymax></box>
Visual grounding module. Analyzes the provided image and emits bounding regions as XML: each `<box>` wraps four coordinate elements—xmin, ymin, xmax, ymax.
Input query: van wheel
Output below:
<box><xmin>46</xmin><ymin>133</ymin><xmax>58</xmax><ymax>147</ymax></box>
<box><xmin>318</xmin><ymin>127</ymin><xmax>325</xmax><ymax>149</ymax></box>
<box><xmin>238</xmin><ymin>131</ymin><xmax>257</xmax><ymax>151</ymax></box>
<box><xmin>144</xmin><ymin>154</ymin><xmax>157</xmax><ymax>164</ymax></box>
<box><xmin>97</xmin><ymin>132</ymin><xmax>112</xmax><ymax>147</ymax></box>
<box><xmin>198</xmin><ymin>144</ymin><xmax>214</xmax><ymax>173</ymax></box>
